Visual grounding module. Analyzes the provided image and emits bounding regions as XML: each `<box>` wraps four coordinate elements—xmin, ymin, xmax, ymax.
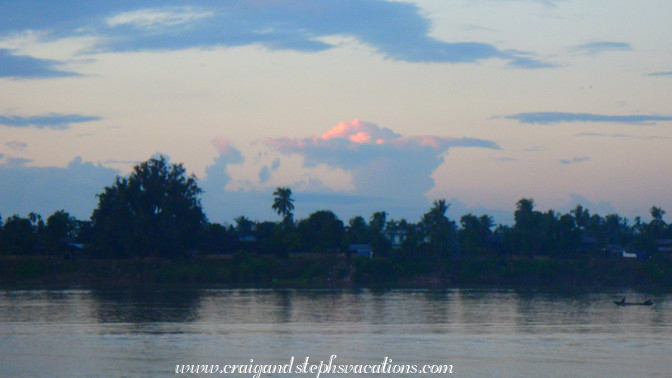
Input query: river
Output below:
<box><xmin>1</xmin><ymin>288</ymin><xmax>670</xmax><ymax>377</ymax></box>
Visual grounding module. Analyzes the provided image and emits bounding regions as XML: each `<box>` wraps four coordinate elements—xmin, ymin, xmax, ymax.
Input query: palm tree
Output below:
<box><xmin>272</xmin><ymin>187</ymin><xmax>294</xmax><ymax>226</ymax></box>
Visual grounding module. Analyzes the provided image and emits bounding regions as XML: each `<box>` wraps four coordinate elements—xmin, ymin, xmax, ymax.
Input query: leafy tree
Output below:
<box><xmin>1</xmin><ymin>215</ymin><xmax>37</xmax><ymax>255</ymax></box>
<box><xmin>254</xmin><ymin>221</ymin><xmax>280</xmax><ymax>254</ymax></box>
<box><xmin>28</xmin><ymin>212</ymin><xmax>44</xmax><ymax>229</ymax></box>
<box><xmin>571</xmin><ymin>205</ymin><xmax>590</xmax><ymax>231</ymax></box>
<box><xmin>346</xmin><ymin>216</ymin><xmax>369</xmax><ymax>244</ymax></box>
<box><xmin>45</xmin><ymin>210</ymin><xmax>77</xmax><ymax>255</ymax></box>
<box><xmin>649</xmin><ymin>206</ymin><xmax>666</xmax><ymax>237</ymax></box>
<box><xmin>297</xmin><ymin>210</ymin><xmax>344</xmax><ymax>253</ymax></box>
<box><xmin>369</xmin><ymin>211</ymin><xmax>387</xmax><ymax>233</ymax></box>
<box><xmin>459</xmin><ymin>213</ymin><xmax>493</xmax><ymax>256</ymax></box>
<box><xmin>202</xmin><ymin>222</ymin><xmax>237</xmax><ymax>255</ymax></box>
<box><xmin>90</xmin><ymin>156</ymin><xmax>206</xmax><ymax>258</ymax></box>
<box><xmin>367</xmin><ymin>211</ymin><xmax>392</xmax><ymax>256</ymax></box>
<box><xmin>603</xmin><ymin>214</ymin><xmax>631</xmax><ymax>246</ymax></box>
<box><xmin>234</xmin><ymin>216</ymin><xmax>255</xmax><ymax>241</ymax></box>
<box><xmin>511</xmin><ymin>198</ymin><xmax>545</xmax><ymax>257</ymax></box>
<box><xmin>421</xmin><ymin>199</ymin><xmax>458</xmax><ymax>257</ymax></box>
<box><xmin>554</xmin><ymin>213</ymin><xmax>581</xmax><ymax>258</ymax></box>
<box><xmin>272</xmin><ymin>187</ymin><xmax>295</xmax><ymax>226</ymax></box>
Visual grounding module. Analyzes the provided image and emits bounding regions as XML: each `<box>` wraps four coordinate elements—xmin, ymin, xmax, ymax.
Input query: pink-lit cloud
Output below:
<box><xmin>211</xmin><ymin>137</ymin><xmax>240</xmax><ymax>156</ymax></box>
<box><xmin>265</xmin><ymin>120</ymin><xmax>499</xmax><ymax>201</ymax></box>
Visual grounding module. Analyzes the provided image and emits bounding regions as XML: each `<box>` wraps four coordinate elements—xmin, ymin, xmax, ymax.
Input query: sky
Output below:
<box><xmin>1</xmin><ymin>0</ymin><xmax>672</xmax><ymax>225</ymax></box>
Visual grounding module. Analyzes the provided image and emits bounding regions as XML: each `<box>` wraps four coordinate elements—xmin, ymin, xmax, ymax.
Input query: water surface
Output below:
<box><xmin>1</xmin><ymin>288</ymin><xmax>670</xmax><ymax>377</ymax></box>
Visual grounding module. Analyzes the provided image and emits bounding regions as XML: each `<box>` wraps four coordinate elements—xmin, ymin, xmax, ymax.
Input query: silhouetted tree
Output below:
<box><xmin>346</xmin><ymin>216</ymin><xmax>369</xmax><ymax>244</ymax></box>
<box><xmin>272</xmin><ymin>187</ymin><xmax>295</xmax><ymax>226</ymax></box>
<box><xmin>571</xmin><ymin>205</ymin><xmax>590</xmax><ymax>231</ymax></box>
<box><xmin>1</xmin><ymin>215</ymin><xmax>37</xmax><ymax>255</ymax></box>
<box><xmin>202</xmin><ymin>222</ymin><xmax>237</xmax><ymax>255</ymax></box>
<box><xmin>421</xmin><ymin>199</ymin><xmax>458</xmax><ymax>257</ymax></box>
<box><xmin>297</xmin><ymin>210</ymin><xmax>344</xmax><ymax>253</ymax></box>
<box><xmin>649</xmin><ymin>206</ymin><xmax>666</xmax><ymax>237</ymax></box>
<box><xmin>459</xmin><ymin>213</ymin><xmax>493</xmax><ymax>256</ymax></box>
<box><xmin>367</xmin><ymin>211</ymin><xmax>392</xmax><ymax>256</ymax></box>
<box><xmin>45</xmin><ymin>210</ymin><xmax>77</xmax><ymax>255</ymax></box>
<box><xmin>90</xmin><ymin>156</ymin><xmax>206</xmax><ymax>258</ymax></box>
<box><xmin>513</xmin><ymin>198</ymin><xmax>542</xmax><ymax>257</ymax></box>
<box><xmin>603</xmin><ymin>214</ymin><xmax>631</xmax><ymax>246</ymax></box>
<box><xmin>234</xmin><ymin>216</ymin><xmax>255</xmax><ymax>241</ymax></box>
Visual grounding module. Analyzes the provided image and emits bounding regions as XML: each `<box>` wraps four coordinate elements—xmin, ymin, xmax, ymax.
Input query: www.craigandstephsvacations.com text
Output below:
<box><xmin>175</xmin><ymin>356</ymin><xmax>453</xmax><ymax>376</ymax></box>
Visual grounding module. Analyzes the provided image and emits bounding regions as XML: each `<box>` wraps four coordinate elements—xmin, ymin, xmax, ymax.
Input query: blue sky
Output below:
<box><xmin>1</xmin><ymin>0</ymin><xmax>671</xmax><ymax>225</ymax></box>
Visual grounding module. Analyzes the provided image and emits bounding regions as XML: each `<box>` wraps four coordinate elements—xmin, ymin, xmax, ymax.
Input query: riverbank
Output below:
<box><xmin>2</xmin><ymin>253</ymin><xmax>671</xmax><ymax>290</ymax></box>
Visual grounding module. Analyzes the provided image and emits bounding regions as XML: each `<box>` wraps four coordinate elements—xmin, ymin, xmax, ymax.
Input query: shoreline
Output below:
<box><xmin>2</xmin><ymin>254</ymin><xmax>671</xmax><ymax>291</ymax></box>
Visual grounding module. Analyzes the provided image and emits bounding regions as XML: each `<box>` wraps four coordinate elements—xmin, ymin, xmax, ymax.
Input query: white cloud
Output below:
<box><xmin>107</xmin><ymin>7</ymin><xmax>213</xmax><ymax>29</ymax></box>
<box><xmin>265</xmin><ymin>120</ymin><xmax>499</xmax><ymax>202</ymax></box>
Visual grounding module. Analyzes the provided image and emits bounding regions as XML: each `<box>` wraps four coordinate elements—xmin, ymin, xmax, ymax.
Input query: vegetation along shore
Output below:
<box><xmin>2</xmin><ymin>156</ymin><xmax>672</xmax><ymax>289</ymax></box>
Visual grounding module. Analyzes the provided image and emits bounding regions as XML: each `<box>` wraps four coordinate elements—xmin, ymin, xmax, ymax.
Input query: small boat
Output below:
<box><xmin>614</xmin><ymin>299</ymin><xmax>653</xmax><ymax>306</ymax></box>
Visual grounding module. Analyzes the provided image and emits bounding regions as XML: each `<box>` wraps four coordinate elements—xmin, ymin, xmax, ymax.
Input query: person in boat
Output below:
<box><xmin>620</xmin><ymin>297</ymin><xmax>626</xmax><ymax>304</ymax></box>
<box><xmin>644</xmin><ymin>299</ymin><xmax>653</xmax><ymax>305</ymax></box>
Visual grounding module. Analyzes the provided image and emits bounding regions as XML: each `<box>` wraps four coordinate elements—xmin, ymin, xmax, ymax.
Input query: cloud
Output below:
<box><xmin>202</xmin><ymin>138</ymin><xmax>244</xmax><ymax>194</ymax></box>
<box><xmin>559</xmin><ymin>156</ymin><xmax>589</xmax><ymax>165</ymax></box>
<box><xmin>106</xmin><ymin>7</ymin><xmax>213</xmax><ymax>29</ymax></box>
<box><xmin>265</xmin><ymin>119</ymin><xmax>499</xmax><ymax>202</ymax></box>
<box><xmin>573</xmin><ymin>41</ymin><xmax>632</xmax><ymax>55</ymax></box>
<box><xmin>577</xmin><ymin>132</ymin><xmax>670</xmax><ymax>140</ymax></box>
<box><xmin>505</xmin><ymin>112</ymin><xmax>672</xmax><ymax>125</ymax></box>
<box><xmin>0</xmin><ymin>113</ymin><xmax>102</xmax><ymax>130</ymax></box>
<box><xmin>507</xmin><ymin>56</ymin><xmax>557</xmax><ymax>69</ymax></box>
<box><xmin>560</xmin><ymin>194</ymin><xmax>617</xmax><ymax>217</ymax></box>
<box><xmin>0</xmin><ymin>48</ymin><xmax>78</xmax><ymax>79</ymax></box>
<box><xmin>0</xmin><ymin>157</ymin><xmax>119</xmax><ymax>219</ymax></box>
<box><xmin>5</xmin><ymin>141</ymin><xmax>27</xmax><ymax>151</ymax></box>
<box><xmin>647</xmin><ymin>71</ymin><xmax>672</xmax><ymax>77</ymax></box>
<box><xmin>0</xmin><ymin>1</ymin><xmax>550</xmax><ymax>67</ymax></box>
<box><xmin>258</xmin><ymin>158</ymin><xmax>280</xmax><ymax>184</ymax></box>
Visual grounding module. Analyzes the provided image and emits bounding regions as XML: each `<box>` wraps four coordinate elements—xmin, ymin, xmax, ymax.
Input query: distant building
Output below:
<box><xmin>657</xmin><ymin>239</ymin><xmax>672</xmax><ymax>254</ymax></box>
<box><xmin>385</xmin><ymin>229</ymin><xmax>407</xmax><ymax>248</ymax></box>
<box><xmin>349</xmin><ymin>244</ymin><xmax>373</xmax><ymax>258</ymax></box>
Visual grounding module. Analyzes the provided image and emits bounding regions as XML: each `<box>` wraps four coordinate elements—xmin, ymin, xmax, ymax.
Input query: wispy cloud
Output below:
<box><xmin>508</xmin><ymin>56</ymin><xmax>557</xmax><ymax>69</ymax></box>
<box><xmin>646</xmin><ymin>71</ymin><xmax>672</xmax><ymax>77</ymax></box>
<box><xmin>505</xmin><ymin>112</ymin><xmax>672</xmax><ymax>125</ymax></box>
<box><xmin>0</xmin><ymin>113</ymin><xmax>102</xmax><ymax>130</ymax></box>
<box><xmin>0</xmin><ymin>1</ymin><xmax>552</xmax><ymax>67</ymax></box>
<box><xmin>106</xmin><ymin>7</ymin><xmax>213</xmax><ymax>29</ymax></box>
<box><xmin>577</xmin><ymin>132</ymin><xmax>670</xmax><ymax>140</ymax></box>
<box><xmin>265</xmin><ymin>120</ymin><xmax>498</xmax><ymax>201</ymax></box>
<box><xmin>573</xmin><ymin>41</ymin><xmax>631</xmax><ymax>55</ymax></box>
<box><xmin>559</xmin><ymin>156</ymin><xmax>589</xmax><ymax>165</ymax></box>
<box><xmin>0</xmin><ymin>49</ymin><xmax>78</xmax><ymax>79</ymax></box>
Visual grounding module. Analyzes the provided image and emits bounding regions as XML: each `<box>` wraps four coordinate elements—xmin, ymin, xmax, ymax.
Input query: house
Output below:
<box><xmin>385</xmin><ymin>229</ymin><xmax>407</xmax><ymax>248</ymax></box>
<box><xmin>657</xmin><ymin>239</ymin><xmax>672</xmax><ymax>254</ymax></box>
<box><xmin>349</xmin><ymin>244</ymin><xmax>373</xmax><ymax>258</ymax></box>
<box><xmin>604</xmin><ymin>245</ymin><xmax>639</xmax><ymax>259</ymax></box>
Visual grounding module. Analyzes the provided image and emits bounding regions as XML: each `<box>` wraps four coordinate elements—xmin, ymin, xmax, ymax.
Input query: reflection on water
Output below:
<box><xmin>91</xmin><ymin>288</ymin><xmax>202</xmax><ymax>324</ymax></box>
<box><xmin>1</xmin><ymin>288</ymin><xmax>671</xmax><ymax>377</ymax></box>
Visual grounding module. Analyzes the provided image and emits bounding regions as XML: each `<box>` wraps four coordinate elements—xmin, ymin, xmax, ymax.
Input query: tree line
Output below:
<box><xmin>1</xmin><ymin>156</ymin><xmax>671</xmax><ymax>261</ymax></box>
